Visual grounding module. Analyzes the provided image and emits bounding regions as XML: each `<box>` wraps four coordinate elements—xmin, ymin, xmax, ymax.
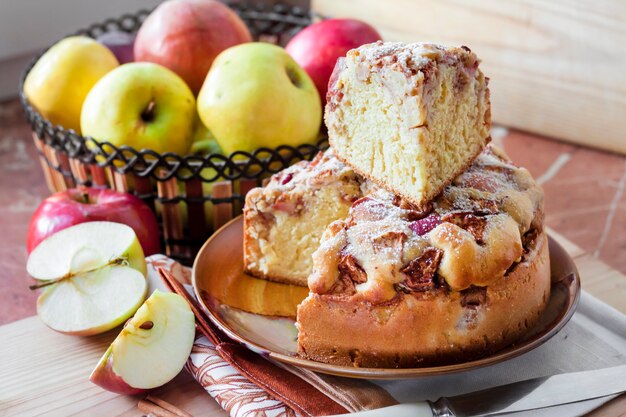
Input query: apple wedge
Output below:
<box><xmin>90</xmin><ymin>291</ymin><xmax>196</xmax><ymax>394</ymax></box>
<box><xmin>27</xmin><ymin>221</ymin><xmax>148</xmax><ymax>335</ymax></box>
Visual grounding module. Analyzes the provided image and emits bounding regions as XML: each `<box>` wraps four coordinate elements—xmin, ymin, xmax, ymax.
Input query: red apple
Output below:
<box><xmin>27</xmin><ymin>187</ymin><xmax>160</xmax><ymax>255</ymax></box>
<box><xmin>134</xmin><ymin>0</ymin><xmax>252</xmax><ymax>95</ymax></box>
<box><xmin>285</xmin><ymin>19</ymin><xmax>382</xmax><ymax>102</ymax></box>
<box><xmin>90</xmin><ymin>346</ymin><xmax>147</xmax><ymax>395</ymax></box>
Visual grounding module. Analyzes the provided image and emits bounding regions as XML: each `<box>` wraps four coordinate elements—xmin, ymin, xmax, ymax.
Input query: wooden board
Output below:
<box><xmin>312</xmin><ymin>0</ymin><xmax>626</xmax><ymax>155</ymax></box>
<box><xmin>0</xmin><ymin>321</ymin><xmax>223</xmax><ymax>417</ymax></box>
<box><xmin>1</xmin><ymin>232</ymin><xmax>625</xmax><ymax>417</ymax></box>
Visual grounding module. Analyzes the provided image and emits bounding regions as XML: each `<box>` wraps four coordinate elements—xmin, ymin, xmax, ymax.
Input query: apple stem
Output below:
<box><xmin>141</xmin><ymin>100</ymin><xmax>156</xmax><ymax>122</ymax></box>
<box><xmin>285</xmin><ymin>66</ymin><xmax>301</xmax><ymax>88</ymax></box>
<box><xmin>29</xmin><ymin>256</ymin><xmax>130</xmax><ymax>290</ymax></box>
<box><xmin>82</xmin><ymin>193</ymin><xmax>90</xmax><ymax>204</ymax></box>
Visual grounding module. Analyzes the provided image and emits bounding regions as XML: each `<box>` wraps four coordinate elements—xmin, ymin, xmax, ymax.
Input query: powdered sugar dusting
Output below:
<box><xmin>268</xmin><ymin>149</ymin><xmax>356</xmax><ymax>192</ymax></box>
<box><xmin>352</xmin><ymin>41</ymin><xmax>478</xmax><ymax>78</ymax></box>
<box><xmin>309</xmin><ymin>145</ymin><xmax>543</xmax><ymax>300</ymax></box>
<box><xmin>355</xmin><ymin>41</ymin><xmax>448</xmax><ymax>67</ymax></box>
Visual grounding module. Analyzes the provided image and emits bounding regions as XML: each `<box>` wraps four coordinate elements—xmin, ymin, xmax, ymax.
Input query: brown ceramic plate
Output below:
<box><xmin>192</xmin><ymin>216</ymin><xmax>580</xmax><ymax>379</ymax></box>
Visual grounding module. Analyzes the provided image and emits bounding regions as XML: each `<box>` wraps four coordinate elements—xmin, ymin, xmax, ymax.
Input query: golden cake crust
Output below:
<box><xmin>297</xmin><ymin>232</ymin><xmax>550</xmax><ymax>368</ymax></box>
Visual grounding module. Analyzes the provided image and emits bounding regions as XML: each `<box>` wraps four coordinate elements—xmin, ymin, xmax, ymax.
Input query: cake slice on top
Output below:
<box><xmin>325</xmin><ymin>41</ymin><xmax>491</xmax><ymax>208</ymax></box>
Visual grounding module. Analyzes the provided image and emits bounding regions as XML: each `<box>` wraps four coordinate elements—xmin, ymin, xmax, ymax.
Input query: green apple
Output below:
<box><xmin>27</xmin><ymin>221</ymin><xmax>147</xmax><ymax>335</ymax></box>
<box><xmin>24</xmin><ymin>36</ymin><xmax>119</xmax><ymax>133</ymax></box>
<box><xmin>197</xmin><ymin>43</ymin><xmax>322</xmax><ymax>154</ymax></box>
<box><xmin>190</xmin><ymin>114</ymin><xmax>222</xmax><ymax>155</ymax></box>
<box><xmin>90</xmin><ymin>291</ymin><xmax>195</xmax><ymax>394</ymax></box>
<box><xmin>191</xmin><ymin>139</ymin><xmax>222</xmax><ymax>155</ymax></box>
<box><xmin>81</xmin><ymin>62</ymin><xmax>196</xmax><ymax>155</ymax></box>
<box><xmin>191</xmin><ymin>124</ymin><xmax>222</xmax><ymax>155</ymax></box>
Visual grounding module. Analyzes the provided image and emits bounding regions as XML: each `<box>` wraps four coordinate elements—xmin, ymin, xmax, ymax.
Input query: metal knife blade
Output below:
<box><xmin>435</xmin><ymin>364</ymin><xmax>626</xmax><ymax>416</ymax></box>
<box><xmin>334</xmin><ymin>364</ymin><xmax>626</xmax><ymax>417</ymax></box>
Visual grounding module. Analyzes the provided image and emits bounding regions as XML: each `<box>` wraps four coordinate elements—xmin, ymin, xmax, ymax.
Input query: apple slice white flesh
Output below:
<box><xmin>27</xmin><ymin>221</ymin><xmax>147</xmax><ymax>281</ymax></box>
<box><xmin>36</xmin><ymin>265</ymin><xmax>147</xmax><ymax>335</ymax></box>
<box><xmin>90</xmin><ymin>291</ymin><xmax>196</xmax><ymax>394</ymax></box>
<box><xmin>27</xmin><ymin>221</ymin><xmax>148</xmax><ymax>335</ymax></box>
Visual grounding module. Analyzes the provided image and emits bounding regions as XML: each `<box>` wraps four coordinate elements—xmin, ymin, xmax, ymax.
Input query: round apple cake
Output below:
<box><xmin>296</xmin><ymin>145</ymin><xmax>550</xmax><ymax>367</ymax></box>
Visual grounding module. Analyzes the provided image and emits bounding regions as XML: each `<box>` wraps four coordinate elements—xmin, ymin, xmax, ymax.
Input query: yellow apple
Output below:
<box><xmin>23</xmin><ymin>36</ymin><xmax>119</xmax><ymax>133</ymax></box>
<box><xmin>197</xmin><ymin>43</ymin><xmax>321</xmax><ymax>155</ymax></box>
<box><xmin>81</xmin><ymin>63</ymin><xmax>195</xmax><ymax>155</ymax></box>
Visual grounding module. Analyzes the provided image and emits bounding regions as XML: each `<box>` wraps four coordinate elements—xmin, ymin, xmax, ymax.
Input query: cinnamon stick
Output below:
<box><xmin>138</xmin><ymin>396</ymin><xmax>192</xmax><ymax>417</ymax></box>
<box><xmin>146</xmin><ymin>395</ymin><xmax>194</xmax><ymax>417</ymax></box>
<box><xmin>138</xmin><ymin>399</ymin><xmax>175</xmax><ymax>417</ymax></box>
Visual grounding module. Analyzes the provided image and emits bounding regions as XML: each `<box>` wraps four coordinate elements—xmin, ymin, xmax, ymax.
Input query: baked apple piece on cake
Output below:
<box><xmin>296</xmin><ymin>146</ymin><xmax>549</xmax><ymax>367</ymax></box>
<box><xmin>243</xmin><ymin>150</ymin><xmax>369</xmax><ymax>286</ymax></box>
<box><xmin>325</xmin><ymin>41</ymin><xmax>491</xmax><ymax>208</ymax></box>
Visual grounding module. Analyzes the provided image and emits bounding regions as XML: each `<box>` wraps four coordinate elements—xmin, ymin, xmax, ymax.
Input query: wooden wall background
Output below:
<box><xmin>312</xmin><ymin>0</ymin><xmax>626</xmax><ymax>155</ymax></box>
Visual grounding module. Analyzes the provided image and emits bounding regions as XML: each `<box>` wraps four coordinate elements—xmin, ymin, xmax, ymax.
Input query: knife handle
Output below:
<box><xmin>331</xmin><ymin>402</ymin><xmax>435</xmax><ymax>417</ymax></box>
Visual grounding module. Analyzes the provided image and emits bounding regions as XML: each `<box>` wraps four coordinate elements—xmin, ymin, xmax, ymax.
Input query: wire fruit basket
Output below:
<box><xmin>19</xmin><ymin>2</ymin><xmax>328</xmax><ymax>264</ymax></box>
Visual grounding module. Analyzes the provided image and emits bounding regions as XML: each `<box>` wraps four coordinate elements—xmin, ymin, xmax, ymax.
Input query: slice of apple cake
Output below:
<box><xmin>243</xmin><ymin>149</ymin><xmax>370</xmax><ymax>286</ymax></box>
<box><xmin>325</xmin><ymin>41</ymin><xmax>491</xmax><ymax>208</ymax></box>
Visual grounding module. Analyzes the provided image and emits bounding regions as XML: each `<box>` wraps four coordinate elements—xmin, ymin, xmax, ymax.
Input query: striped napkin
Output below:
<box><xmin>146</xmin><ymin>255</ymin><xmax>626</xmax><ymax>417</ymax></box>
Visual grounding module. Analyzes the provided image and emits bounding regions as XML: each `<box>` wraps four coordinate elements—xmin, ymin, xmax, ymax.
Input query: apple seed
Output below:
<box><xmin>139</xmin><ymin>321</ymin><xmax>154</xmax><ymax>330</ymax></box>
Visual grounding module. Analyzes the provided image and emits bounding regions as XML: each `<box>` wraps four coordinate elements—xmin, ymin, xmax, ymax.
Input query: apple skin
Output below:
<box><xmin>90</xmin><ymin>346</ymin><xmax>147</xmax><ymax>395</ymax></box>
<box><xmin>80</xmin><ymin>62</ymin><xmax>196</xmax><ymax>155</ymax></box>
<box><xmin>197</xmin><ymin>43</ymin><xmax>322</xmax><ymax>155</ymax></box>
<box><xmin>90</xmin><ymin>291</ymin><xmax>195</xmax><ymax>394</ymax></box>
<box><xmin>97</xmin><ymin>31</ymin><xmax>135</xmax><ymax>64</ymax></box>
<box><xmin>27</xmin><ymin>187</ymin><xmax>160</xmax><ymax>256</ymax></box>
<box><xmin>23</xmin><ymin>36</ymin><xmax>119</xmax><ymax>133</ymax></box>
<box><xmin>134</xmin><ymin>0</ymin><xmax>252</xmax><ymax>95</ymax></box>
<box><xmin>285</xmin><ymin>19</ymin><xmax>382</xmax><ymax>102</ymax></box>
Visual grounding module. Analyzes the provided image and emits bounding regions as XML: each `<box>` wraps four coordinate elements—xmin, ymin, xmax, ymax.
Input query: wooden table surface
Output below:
<box><xmin>1</xmin><ymin>97</ymin><xmax>626</xmax><ymax>416</ymax></box>
<box><xmin>1</xmin><ymin>229</ymin><xmax>625</xmax><ymax>416</ymax></box>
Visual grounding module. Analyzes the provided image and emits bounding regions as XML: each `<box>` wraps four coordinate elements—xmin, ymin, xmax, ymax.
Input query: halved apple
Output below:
<box><xmin>27</xmin><ymin>221</ymin><xmax>148</xmax><ymax>335</ymax></box>
<box><xmin>27</xmin><ymin>221</ymin><xmax>147</xmax><ymax>279</ymax></box>
<box><xmin>90</xmin><ymin>291</ymin><xmax>196</xmax><ymax>394</ymax></box>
